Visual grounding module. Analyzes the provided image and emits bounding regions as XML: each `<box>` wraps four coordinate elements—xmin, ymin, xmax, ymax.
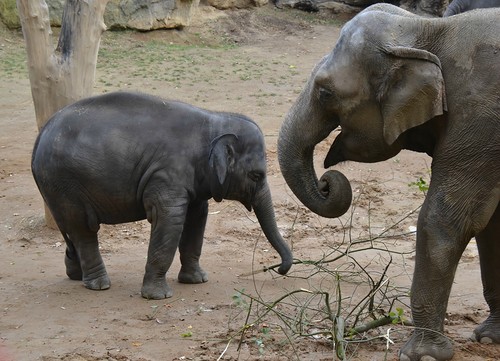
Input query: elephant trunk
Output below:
<box><xmin>252</xmin><ymin>182</ymin><xmax>292</xmax><ymax>275</ymax></box>
<box><xmin>277</xmin><ymin>95</ymin><xmax>352</xmax><ymax>219</ymax></box>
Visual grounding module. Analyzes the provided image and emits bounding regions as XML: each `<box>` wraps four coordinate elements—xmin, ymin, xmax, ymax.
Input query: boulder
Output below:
<box><xmin>274</xmin><ymin>0</ymin><xmax>447</xmax><ymax>16</ymax></box>
<box><xmin>274</xmin><ymin>0</ymin><xmax>369</xmax><ymax>13</ymax></box>
<box><xmin>207</xmin><ymin>0</ymin><xmax>268</xmax><ymax>10</ymax></box>
<box><xmin>317</xmin><ymin>1</ymin><xmax>365</xmax><ymax>14</ymax></box>
<box><xmin>399</xmin><ymin>0</ymin><xmax>449</xmax><ymax>16</ymax></box>
<box><xmin>105</xmin><ymin>0</ymin><xmax>200</xmax><ymax>30</ymax></box>
<box><xmin>275</xmin><ymin>0</ymin><xmax>364</xmax><ymax>15</ymax></box>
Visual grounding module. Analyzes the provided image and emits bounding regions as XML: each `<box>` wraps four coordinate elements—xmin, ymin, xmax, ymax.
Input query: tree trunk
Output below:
<box><xmin>17</xmin><ymin>0</ymin><xmax>109</xmax><ymax>228</ymax></box>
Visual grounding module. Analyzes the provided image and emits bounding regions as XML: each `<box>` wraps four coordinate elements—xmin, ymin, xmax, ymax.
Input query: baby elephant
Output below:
<box><xmin>32</xmin><ymin>91</ymin><xmax>292</xmax><ymax>299</ymax></box>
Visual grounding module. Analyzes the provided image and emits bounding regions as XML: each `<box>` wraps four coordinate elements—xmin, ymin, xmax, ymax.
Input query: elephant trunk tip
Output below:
<box><xmin>277</xmin><ymin>256</ymin><xmax>293</xmax><ymax>275</ymax></box>
<box><xmin>316</xmin><ymin>170</ymin><xmax>353</xmax><ymax>218</ymax></box>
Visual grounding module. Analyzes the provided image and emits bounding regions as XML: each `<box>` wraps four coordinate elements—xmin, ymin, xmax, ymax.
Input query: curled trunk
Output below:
<box><xmin>277</xmin><ymin>85</ymin><xmax>352</xmax><ymax>219</ymax></box>
<box><xmin>252</xmin><ymin>183</ymin><xmax>293</xmax><ymax>275</ymax></box>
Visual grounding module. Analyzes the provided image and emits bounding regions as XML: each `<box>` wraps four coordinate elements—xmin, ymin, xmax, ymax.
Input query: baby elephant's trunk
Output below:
<box><xmin>252</xmin><ymin>182</ymin><xmax>293</xmax><ymax>275</ymax></box>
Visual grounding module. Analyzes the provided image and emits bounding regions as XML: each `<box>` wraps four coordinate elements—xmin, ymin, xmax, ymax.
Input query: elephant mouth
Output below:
<box><xmin>241</xmin><ymin>185</ymin><xmax>257</xmax><ymax>212</ymax></box>
<box><xmin>242</xmin><ymin>200</ymin><xmax>252</xmax><ymax>212</ymax></box>
<box><xmin>323</xmin><ymin>131</ymin><xmax>344</xmax><ymax>168</ymax></box>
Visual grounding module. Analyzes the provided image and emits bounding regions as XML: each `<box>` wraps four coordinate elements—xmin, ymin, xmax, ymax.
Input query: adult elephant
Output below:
<box><xmin>278</xmin><ymin>4</ymin><xmax>499</xmax><ymax>361</ymax></box>
<box><xmin>443</xmin><ymin>0</ymin><xmax>500</xmax><ymax>16</ymax></box>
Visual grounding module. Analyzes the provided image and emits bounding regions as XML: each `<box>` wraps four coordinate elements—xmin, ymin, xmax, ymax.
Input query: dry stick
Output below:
<box><xmin>236</xmin><ymin>297</ymin><xmax>254</xmax><ymax>354</ymax></box>
<box><xmin>240</xmin><ymin>279</ymin><xmax>411</xmax><ymax>350</ymax></box>
<box><xmin>334</xmin><ymin>273</ymin><xmax>346</xmax><ymax>360</ymax></box>
<box><xmin>235</xmin><ymin>187</ymin><xmax>421</xmax><ymax>359</ymax></box>
<box><xmin>233</xmin><ymin>279</ymin><xmax>406</xmax><ymax>358</ymax></box>
<box><xmin>340</xmin><ymin>207</ymin><xmax>413</xmax><ymax>334</ymax></box>
<box><xmin>349</xmin><ymin>312</ymin><xmax>414</xmax><ymax>336</ymax></box>
<box><xmin>234</xmin><ymin>284</ymin><xmax>376</xmax><ymax>359</ymax></box>
<box><xmin>309</xmin><ymin>253</ymin><xmax>404</xmax><ymax>340</ymax></box>
<box><xmin>347</xmin><ymin>256</ymin><xmax>392</xmax><ymax>326</ymax></box>
<box><xmin>349</xmin><ymin>315</ymin><xmax>394</xmax><ymax>335</ymax></box>
<box><xmin>237</xmin><ymin>288</ymin><xmax>333</xmax><ymax>333</ymax></box>
<box><xmin>216</xmin><ymin>340</ymin><xmax>231</xmax><ymax>361</ymax></box>
<box><xmin>258</xmin><ymin>239</ymin><xmax>413</xmax><ymax>277</ymax></box>
<box><xmin>259</xmin><ymin>204</ymin><xmax>420</xmax><ymax>276</ymax></box>
<box><xmin>239</xmin><ymin>249</ymin><xmax>411</xmax><ymax>343</ymax></box>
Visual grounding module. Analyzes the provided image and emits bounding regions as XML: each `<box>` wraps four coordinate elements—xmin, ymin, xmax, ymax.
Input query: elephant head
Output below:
<box><xmin>278</xmin><ymin>4</ymin><xmax>447</xmax><ymax>219</ymax></box>
<box><xmin>209</xmin><ymin>122</ymin><xmax>293</xmax><ymax>275</ymax></box>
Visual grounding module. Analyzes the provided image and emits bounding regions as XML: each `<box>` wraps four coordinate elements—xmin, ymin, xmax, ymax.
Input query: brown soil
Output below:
<box><xmin>1</xmin><ymin>5</ymin><xmax>498</xmax><ymax>361</ymax></box>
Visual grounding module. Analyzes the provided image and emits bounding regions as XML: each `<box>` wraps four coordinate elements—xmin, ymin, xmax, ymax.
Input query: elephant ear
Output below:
<box><xmin>379</xmin><ymin>46</ymin><xmax>448</xmax><ymax>145</ymax></box>
<box><xmin>209</xmin><ymin>134</ymin><xmax>238</xmax><ymax>202</ymax></box>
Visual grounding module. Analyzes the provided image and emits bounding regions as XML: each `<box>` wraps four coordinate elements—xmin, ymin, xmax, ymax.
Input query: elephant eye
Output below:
<box><xmin>248</xmin><ymin>171</ymin><xmax>264</xmax><ymax>183</ymax></box>
<box><xmin>318</xmin><ymin>87</ymin><xmax>334</xmax><ymax>103</ymax></box>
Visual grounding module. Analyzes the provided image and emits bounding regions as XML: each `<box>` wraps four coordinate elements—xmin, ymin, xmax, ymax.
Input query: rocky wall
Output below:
<box><xmin>0</xmin><ymin>0</ymin><xmax>265</xmax><ymax>30</ymax></box>
<box><xmin>0</xmin><ymin>0</ymin><xmax>448</xmax><ymax>30</ymax></box>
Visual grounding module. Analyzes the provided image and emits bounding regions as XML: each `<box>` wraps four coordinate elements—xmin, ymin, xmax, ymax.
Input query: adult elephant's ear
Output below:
<box><xmin>379</xmin><ymin>46</ymin><xmax>448</xmax><ymax>145</ymax></box>
<box><xmin>209</xmin><ymin>134</ymin><xmax>238</xmax><ymax>202</ymax></box>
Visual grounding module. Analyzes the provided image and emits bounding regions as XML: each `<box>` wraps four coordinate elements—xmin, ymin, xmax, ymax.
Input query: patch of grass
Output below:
<box><xmin>0</xmin><ymin>43</ymin><xmax>27</xmax><ymax>79</ymax></box>
<box><xmin>96</xmin><ymin>33</ymin><xmax>243</xmax><ymax>93</ymax></box>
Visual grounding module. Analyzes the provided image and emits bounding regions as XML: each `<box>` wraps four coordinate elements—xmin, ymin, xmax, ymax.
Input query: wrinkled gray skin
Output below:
<box><xmin>32</xmin><ymin>91</ymin><xmax>292</xmax><ymax>300</ymax></box>
<box><xmin>278</xmin><ymin>4</ymin><xmax>499</xmax><ymax>361</ymax></box>
<box><xmin>443</xmin><ymin>0</ymin><xmax>500</xmax><ymax>16</ymax></box>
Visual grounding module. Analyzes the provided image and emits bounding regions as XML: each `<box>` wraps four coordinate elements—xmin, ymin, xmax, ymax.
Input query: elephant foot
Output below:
<box><xmin>83</xmin><ymin>273</ymin><xmax>111</xmax><ymax>291</ymax></box>
<box><xmin>141</xmin><ymin>277</ymin><xmax>173</xmax><ymax>299</ymax></box>
<box><xmin>65</xmin><ymin>250</ymin><xmax>82</xmax><ymax>280</ymax></box>
<box><xmin>399</xmin><ymin>330</ymin><xmax>453</xmax><ymax>361</ymax></box>
<box><xmin>472</xmin><ymin>315</ymin><xmax>500</xmax><ymax>344</ymax></box>
<box><xmin>178</xmin><ymin>266</ymin><xmax>208</xmax><ymax>284</ymax></box>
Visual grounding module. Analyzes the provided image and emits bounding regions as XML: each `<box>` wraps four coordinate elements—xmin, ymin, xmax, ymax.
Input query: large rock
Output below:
<box><xmin>105</xmin><ymin>0</ymin><xmax>200</xmax><ymax>30</ymax></box>
<box><xmin>275</xmin><ymin>0</ymin><xmax>448</xmax><ymax>16</ymax></box>
<box><xmin>0</xmin><ymin>0</ymin><xmax>201</xmax><ymax>30</ymax></box>
<box><xmin>317</xmin><ymin>1</ymin><xmax>366</xmax><ymax>14</ymax></box>
<box><xmin>274</xmin><ymin>0</ymin><xmax>377</xmax><ymax>13</ymax></box>
<box><xmin>207</xmin><ymin>0</ymin><xmax>268</xmax><ymax>10</ymax></box>
<box><xmin>275</xmin><ymin>0</ymin><xmax>365</xmax><ymax>13</ymax></box>
<box><xmin>399</xmin><ymin>0</ymin><xmax>449</xmax><ymax>16</ymax></box>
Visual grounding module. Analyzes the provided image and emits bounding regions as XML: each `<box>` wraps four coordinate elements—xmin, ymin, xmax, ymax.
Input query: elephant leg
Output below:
<box><xmin>141</xmin><ymin>195</ymin><xmax>188</xmax><ymax>300</ymax></box>
<box><xmin>473</xmin><ymin>204</ymin><xmax>500</xmax><ymax>344</ymax></box>
<box><xmin>68</xmin><ymin>228</ymin><xmax>110</xmax><ymax>290</ymax></box>
<box><xmin>50</xmin><ymin>202</ymin><xmax>107</xmax><ymax>288</ymax></box>
<box><xmin>178</xmin><ymin>200</ymin><xmax>208</xmax><ymax>284</ymax></box>
<box><xmin>62</xmin><ymin>232</ymin><xmax>83</xmax><ymax>280</ymax></box>
<box><xmin>400</xmin><ymin>195</ymin><xmax>470</xmax><ymax>361</ymax></box>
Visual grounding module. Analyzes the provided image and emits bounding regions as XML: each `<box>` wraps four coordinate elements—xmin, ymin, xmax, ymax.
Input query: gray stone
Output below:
<box><xmin>105</xmin><ymin>0</ymin><xmax>200</xmax><ymax>30</ymax></box>
<box><xmin>275</xmin><ymin>0</ymin><xmax>367</xmax><ymax>13</ymax></box>
<box><xmin>275</xmin><ymin>0</ymin><xmax>448</xmax><ymax>16</ymax></box>
<box><xmin>207</xmin><ymin>0</ymin><xmax>268</xmax><ymax>10</ymax></box>
<box><xmin>340</xmin><ymin>0</ymin><xmax>379</xmax><ymax>6</ymax></box>
<box><xmin>399</xmin><ymin>0</ymin><xmax>449</xmax><ymax>16</ymax></box>
<box><xmin>317</xmin><ymin>1</ymin><xmax>364</xmax><ymax>14</ymax></box>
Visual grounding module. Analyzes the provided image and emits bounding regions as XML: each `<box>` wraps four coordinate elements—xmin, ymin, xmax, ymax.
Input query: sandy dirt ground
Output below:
<box><xmin>1</xmin><ymin>5</ymin><xmax>499</xmax><ymax>361</ymax></box>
